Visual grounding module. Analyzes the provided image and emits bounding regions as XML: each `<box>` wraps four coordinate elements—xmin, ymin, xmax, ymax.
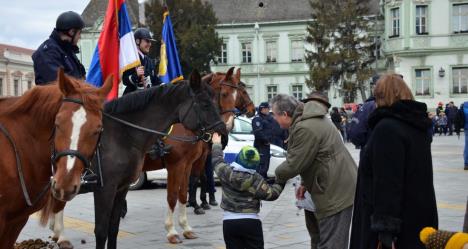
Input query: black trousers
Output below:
<box><xmin>223</xmin><ymin>219</ymin><xmax>264</xmax><ymax>249</ymax></box>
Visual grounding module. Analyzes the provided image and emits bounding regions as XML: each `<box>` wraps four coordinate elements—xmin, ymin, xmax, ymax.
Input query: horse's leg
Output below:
<box><xmin>165</xmin><ymin>166</ymin><xmax>182</xmax><ymax>244</ymax></box>
<box><xmin>3</xmin><ymin>216</ymin><xmax>29</xmax><ymax>249</ymax></box>
<box><xmin>188</xmin><ymin>175</ymin><xmax>204</xmax><ymax>215</ymax></box>
<box><xmin>106</xmin><ymin>189</ymin><xmax>129</xmax><ymax>249</ymax></box>
<box><xmin>94</xmin><ymin>184</ymin><xmax>117</xmax><ymax>249</ymax></box>
<box><xmin>50</xmin><ymin>210</ymin><xmax>73</xmax><ymax>249</ymax></box>
<box><xmin>179</xmin><ymin>165</ymin><xmax>197</xmax><ymax>240</ymax></box>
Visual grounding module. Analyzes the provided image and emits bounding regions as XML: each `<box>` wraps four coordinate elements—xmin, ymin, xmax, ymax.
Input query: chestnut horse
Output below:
<box><xmin>41</xmin><ymin>70</ymin><xmax>225</xmax><ymax>249</ymax></box>
<box><xmin>0</xmin><ymin>69</ymin><xmax>112</xmax><ymax>249</ymax></box>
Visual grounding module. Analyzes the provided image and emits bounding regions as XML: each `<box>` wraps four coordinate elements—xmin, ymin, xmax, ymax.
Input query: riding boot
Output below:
<box><xmin>187</xmin><ymin>175</ymin><xmax>205</xmax><ymax>215</ymax></box>
<box><xmin>200</xmin><ymin>189</ymin><xmax>210</xmax><ymax>210</ymax></box>
<box><xmin>209</xmin><ymin>192</ymin><xmax>218</xmax><ymax>206</ymax></box>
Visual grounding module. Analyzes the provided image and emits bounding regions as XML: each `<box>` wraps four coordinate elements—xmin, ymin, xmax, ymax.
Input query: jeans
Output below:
<box><xmin>464</xmin><ymin>132</ymin><xmax>468</xmax><ymax>166</ymax></box>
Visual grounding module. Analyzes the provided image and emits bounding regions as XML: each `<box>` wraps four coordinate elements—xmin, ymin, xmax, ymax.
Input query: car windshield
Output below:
<box><xmin>233</xmin><ymin>117</ymin><xmax>253</xmax><ymax>134</ymax></box>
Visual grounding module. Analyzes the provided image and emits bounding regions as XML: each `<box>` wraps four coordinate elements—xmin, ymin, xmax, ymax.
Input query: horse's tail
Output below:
<box><xmin>39</xmin><ymin>195</ymin><xmax>54</xmax><ymax>226</ymax></box>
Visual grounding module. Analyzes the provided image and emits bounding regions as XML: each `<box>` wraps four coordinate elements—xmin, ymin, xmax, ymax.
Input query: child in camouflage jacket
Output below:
<box><xmin>211</xmin><ymin>133</ymin><xmax>284</xmax><ymax>249</ymax></box>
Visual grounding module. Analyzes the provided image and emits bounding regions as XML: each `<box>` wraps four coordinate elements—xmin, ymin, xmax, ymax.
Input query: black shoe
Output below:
<box><xmin>193</xmin><ymin>205</ymin><xmax>205</xmax><ymax>215</ymax></box>
<box><xmin>209</xmin><ymin>194</ymin><xmax>218</xmax><ymax>206</ymax></box>
<box><xmin>200</xmin><ymin>202</ymin><xmax>211</xmax><ymax>210</ymax></box>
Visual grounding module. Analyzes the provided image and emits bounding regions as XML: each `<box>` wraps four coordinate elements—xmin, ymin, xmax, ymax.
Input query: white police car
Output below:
<box><xmin>130</xmin><ymin>117</ymin><xmax>287</xmax><ymax>190</ymax></box>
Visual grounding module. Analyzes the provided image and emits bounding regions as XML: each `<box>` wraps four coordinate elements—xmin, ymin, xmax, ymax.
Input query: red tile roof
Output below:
<box><xmin>0</xmin><ymin>43</ymin><xmax>35</xmax><ymax>56</ymax></box>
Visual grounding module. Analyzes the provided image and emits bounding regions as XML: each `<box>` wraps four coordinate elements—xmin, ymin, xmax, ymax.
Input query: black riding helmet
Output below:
<box><xmin>134</xmin><ymin>28</ymin><xmax>155</xmax><ymax>42</ymax></box>
<box><xmin>56</xmin><ymin>11</ymin><xmax>85</xmax><ymax>31</ymax></box>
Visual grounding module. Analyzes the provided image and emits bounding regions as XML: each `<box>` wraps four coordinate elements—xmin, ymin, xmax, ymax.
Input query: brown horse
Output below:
<box><xmin>0</xmin><ymin>69</ymin><xmax>112</xmax><ymax>249</ymax></box>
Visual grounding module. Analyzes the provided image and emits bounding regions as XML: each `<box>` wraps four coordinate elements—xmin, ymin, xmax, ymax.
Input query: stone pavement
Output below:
<box><xmin>17</xmin><ymin>135</ymin><xmax>468</xmax><ymax>248</ymax></box>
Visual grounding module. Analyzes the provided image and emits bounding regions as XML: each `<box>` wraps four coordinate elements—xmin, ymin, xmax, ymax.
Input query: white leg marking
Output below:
<box><xmin>178</xmin><ymin>200</ymin><xmax>192</xmax><ymax>232</ymax></box>
<box><xmin>66</xmin><ymin>107</ymin><xmax>86</xmax><ymax>173</ymax></box>
<box><xmin>53</xmin><ymin>211</ymin><xmax>69</xmax><ymax>243</ymax></box>
<box><xmin>165</xmin><ymin>207</ymin><xmax>178</xmax><ymax>237</ymax></box>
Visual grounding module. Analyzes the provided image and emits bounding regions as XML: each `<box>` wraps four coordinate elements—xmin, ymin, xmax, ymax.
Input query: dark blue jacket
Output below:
<box><xmin>252</xmin><ymin>113</ymin><xmax>273</xmax><ymax>148</ymax></box>
<box><xmin>122</xmin><ymin>53</ymin><xmax>162</xmax><ymax>95</ymax></box>
<box><xmin>270</xmin><ymin>116</ymin><xmax>288</xmax><ymax>149</ymax></box>
<box><xmin>348</xmin><ymin>98</ymin><xmax>376</xmax><ymax>148</ymax></box>
<box><xmin>32</xmin><ymin>30</ymin><xmax>86</xmax><ymax>85</ymax></box>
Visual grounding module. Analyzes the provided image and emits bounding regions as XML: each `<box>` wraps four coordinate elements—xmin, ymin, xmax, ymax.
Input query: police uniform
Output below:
<box><xmin>32</xmin><ymin>11</ymin><xmax>86</xmax><ymax>85</ymax></box>
<box><xmin>122</xmin><ymin>28</ymin><xmax>162</xmax><ymax>95</ymax></box>
<box><xmin>252</xmin><ymin>103</ymin><xmax>274</xmax><ymax>178</ymax></box>
<box><xmin>122</xmin><ymin>53</ymin><xmax>161</xmax><ymax>95</ymax></box>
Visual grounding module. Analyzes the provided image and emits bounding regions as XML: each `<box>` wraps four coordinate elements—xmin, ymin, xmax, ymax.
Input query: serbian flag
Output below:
<box><xmin>87</xmin><ymin>0</ymin><xmax>140</xmax><ymax>100</ymax></box>
<box><xmin>158</xmin><ymin>7</ymin><xmax>183</xmax><ymax>84</ymax></box>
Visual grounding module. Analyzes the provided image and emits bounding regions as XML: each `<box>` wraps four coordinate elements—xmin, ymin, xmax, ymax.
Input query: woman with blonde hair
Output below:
<box><xmin>350</xmin><ymin>74</ymin><xmax>438</xmax><ymax>249</ymax></box>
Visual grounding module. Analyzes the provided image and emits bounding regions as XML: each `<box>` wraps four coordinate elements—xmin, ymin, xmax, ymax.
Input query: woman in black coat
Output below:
<box><xmin>349</xmin><ymin>74</ymin><xmax>438</xmax><ymax>249</ymax></box>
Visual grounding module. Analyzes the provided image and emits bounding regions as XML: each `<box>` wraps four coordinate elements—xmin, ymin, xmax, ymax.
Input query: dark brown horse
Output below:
<box><xmin>47</xmin><ymin>68</ymin><xmax>256</xmax><ymax>246</ymax></box>
<box><xmin>0</xmin><ymin>69</ymin><xmax>112</xmax><ymax>248</ymax></box>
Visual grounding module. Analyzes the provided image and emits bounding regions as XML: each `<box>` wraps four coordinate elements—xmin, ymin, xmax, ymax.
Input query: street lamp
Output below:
<box><xmin>254</xmin><ymin>22</ymin><xmax>260</xmax><ymax>101</ymax></box>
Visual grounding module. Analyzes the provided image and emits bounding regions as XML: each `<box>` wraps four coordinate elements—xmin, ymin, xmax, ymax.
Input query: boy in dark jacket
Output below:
<box><xmin>211</xmin><ymin>133</ymin><xmax>284</xmax><ymax>249</ymax></box>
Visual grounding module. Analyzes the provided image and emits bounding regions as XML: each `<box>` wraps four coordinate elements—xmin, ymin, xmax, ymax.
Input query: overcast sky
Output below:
<box><xmin>0</xmin><ymin>0</ymin><xmax>146</xmax><ymax>50</ymax></box>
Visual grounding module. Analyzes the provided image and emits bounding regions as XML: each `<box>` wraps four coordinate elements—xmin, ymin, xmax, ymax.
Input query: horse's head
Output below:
<box><xmin>204</xmin><ymin>67</ymin><xmax>240</xmax><ymax>131</ymax></box>
<box><xmin>51</xmin><ymin>69</ymin><xmax>113</xmax><ymax>201</ymax></box>
<box><xmin>236</xmin><ymin>79</ymin><xmax>256</xmax><ymax>118</ymax></box>
<box><xmin>179</xmin><ymin>70</ymin><xmax>226</xmax><ymax>139</ymax></box>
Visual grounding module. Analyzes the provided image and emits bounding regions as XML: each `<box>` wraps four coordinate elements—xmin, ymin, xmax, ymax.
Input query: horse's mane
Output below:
<box><xmin>0</xmin><ymin>80</ymin><xmax>104</xmax><ymax>124</ymax></box>
<box><xmin>104</xmin><ymin>82</ymin><xmax>187</xmax><ymax>114</ymax></box>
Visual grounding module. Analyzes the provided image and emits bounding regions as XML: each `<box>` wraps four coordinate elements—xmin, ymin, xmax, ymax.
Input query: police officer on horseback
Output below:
<box><xmin>252</xmin><ymin>102</ymin><xmax>274</xmax><ymax>179</ymax></box>
<box><xmin>122</xmin><ymin>27</ymin><xmax>162</xmax><ymax>95</ymax></box>
<box><xmin>32</xmin><ymin>11</ymin><xmax>86</xmax><ymax>85</ymax></box>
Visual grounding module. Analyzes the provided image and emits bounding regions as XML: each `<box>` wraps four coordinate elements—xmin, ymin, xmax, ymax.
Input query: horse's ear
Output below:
<box><xmin>189</xmin><ymin>69</ymin><xmax>202</xmax><ymax>91</ymax></box>
<box><xmin>57</xmin><ymin>68</ymin><xmax>76</xmax><ymax>96</ymax></box>
<box><xmin>98</xmin><ymin>74</ymin><xmax>113</xmax><ymax>99</ymax></box>
<box><xmin>224</xmin><ymin>67</ymin><xmax>235</xmax><ymax>81</ymax></box>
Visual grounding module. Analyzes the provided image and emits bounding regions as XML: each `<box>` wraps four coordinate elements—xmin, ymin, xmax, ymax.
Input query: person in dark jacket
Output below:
<box><xmin>350</xmin><ymin>74</ymin><xmax>438</xmax><ymax>249</ymax></box>
<box><xmin>455</xmin><ymin>102</ymin><xmax>468</xmax><ymax>170</ymax></box>
<box><xmin>122</xmin><ymin>27</ymin><xmax>162</xmax><ymax>95</ymax></box>
<box><xmin>211</xmin><ymin>133</ymin><xmax>283</xmax><ymax>249</ymax></box>
<box><xmin>445</xmin><ymin>101</ymin><xmax>458</xmax><ymax>135</ymax></box>
<box><xmin>270</xmin><ymin>114</ymin><xmax>288</xmax><ymax>149</ymax></box>
<box><xmin>32</xmin><ymin>11</ymin><xmax>86</xmax><ymax>84</ymax></box>
<box><xmin>330</xmin><ymin>107</ymin><xmax>342</xmax><ymax>134</ymax></box>
<box><xmin>252</xmin><ymin>102</ymin><xmax>274</xmax><ymax>178</ymax></box>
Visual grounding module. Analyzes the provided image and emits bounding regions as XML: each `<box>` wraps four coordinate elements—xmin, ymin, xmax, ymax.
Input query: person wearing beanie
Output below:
<box><xmin>420</xmin><ymin>227</ymin><xmax>468</xmax><ymax>249</ymax></box>
<box><xmin>211</xmin><ymin>133</ymin><xmax>284</xmax><ymax>249</ymax></box>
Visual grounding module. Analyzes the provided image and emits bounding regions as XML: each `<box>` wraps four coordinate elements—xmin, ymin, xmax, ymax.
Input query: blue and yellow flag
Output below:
<box><xmin>158</xmin><ymin>8</ymin><xmax>183</xmax><ymax>84</ymax></box>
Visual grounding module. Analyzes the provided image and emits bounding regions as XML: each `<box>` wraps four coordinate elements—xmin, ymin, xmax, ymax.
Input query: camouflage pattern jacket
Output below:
<box><xmin>211</xmin><ymin>144</ymin><xmax>283</xmax><ymax>214</ymax></box>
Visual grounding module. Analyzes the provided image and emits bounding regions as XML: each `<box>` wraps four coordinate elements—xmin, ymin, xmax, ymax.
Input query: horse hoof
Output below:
<box><xmin>58</xmin><ymin>240</ymin><xmax>74</xmax><ymax>249</ymax></box>
<box><xmin>51</xmin><ymin>236</ymin><xmax>59</xmax><ymax>242</ymax></box>
<box><xmin>183</xmin><ymin>231</ymin><xmax>198</xmax><ymax>239</ymax></box>
<box><xmin>167</xmin><ymin>234</ymin><xmax>183</xmax><ymax>244</ymax></box>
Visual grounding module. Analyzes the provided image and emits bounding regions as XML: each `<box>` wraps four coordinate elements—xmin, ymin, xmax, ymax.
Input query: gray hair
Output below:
<box><xmin>270</xmin><ymin>94</ymin><xmax>301</xmax><ymax>117</ymax></box>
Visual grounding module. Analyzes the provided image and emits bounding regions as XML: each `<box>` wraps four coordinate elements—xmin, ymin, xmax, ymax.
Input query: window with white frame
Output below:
<box><xmin>241</xmin><ymin>42</ymin><xmax>252</xmax><ymax>63</ymax></box>
<box><xmin>291</xmin><ymin>41</ymin><xmax>303</xmax><ymax>62</ymax></box>
<box><xmin>14</xmin><ymin>79</ymin><xmax>19</xmax><ymax>96</ymax></box>
<box><xmin>265</xmin><ymin>41</ymin><xmax>277</xmax><ymax>63</ymax></box>
<box><xmin>292</xmin><ymin>85</ymin><xmax>303</xmax><ymax>100</ymax></box>
<box><xmin>390</xmin><ymin>8</ymin><xmax>400</xmax><ymax>37</ymax></box>
<box><xmin>416</xmin><ymin>5</ymin><xmax>428</xmax><ymax>34</ymax></box>
<box><xmin>218</xmin><ymin>43</ymin><xmax>227</xmax><ymax>64</ymax></box>
<box><xmin>0</xmin><ymin>78</ymin><xmax>3</xmax><ymax>96</ymax></box>
<box><xmin>267</xmin><ymin>85</ymin><xmax>277</xmax><ymax>101</ymax></box>
<box><xmin>453</xmin><ymin>4</ymin><xmax>468</xmax><ymax>33</ymax></box>
<box><xmin>452</xmin><ymin>67</ymin><xmax>468</xmax><ymax>94</ymax></box>
<box><xmin>371</xmin><ymin>36</ymin><xmax>382</xmax><ymax>59</ymax></box>
<box><xmin>27</xmin><ymin>80</ymin><xmax>32</xmax><ymax>90</ymax></box>
<box><xmin>415</xmin><ymin>69</ymin><xmax>431</xmax><ymax>96</ymax></box>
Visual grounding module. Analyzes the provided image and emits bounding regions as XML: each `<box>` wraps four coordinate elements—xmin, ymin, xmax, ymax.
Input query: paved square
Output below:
<box><xmin>17</xmin><ymin>135</ymin><xmax>468</xmax><ymax>248</ymax></box>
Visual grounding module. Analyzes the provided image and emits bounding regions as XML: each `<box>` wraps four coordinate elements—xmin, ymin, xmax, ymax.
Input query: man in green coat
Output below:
<box><xmin>271</xmin><ymin>93</ymin><xmax>357</xmax><ymax>249</ymax></box>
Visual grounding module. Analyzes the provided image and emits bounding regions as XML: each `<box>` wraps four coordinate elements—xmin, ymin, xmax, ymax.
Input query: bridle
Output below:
<box><xmin>103</xmin><ymin>87</ymin><xmax>224</xmax><ymax>143</ymax></box>
<box><xmin>50</xmin><ymin>97</ymin><xmax>104</xmax><ymax>188</ymax></box>
<box><xmin>235</xmin><ymin>86</ymin><xmax>254</xmax><ymax>116</ymax></box>
<box><xmin>213</xmin><ymin>79</ymin><xmax>239</xmax><ymax>115</ymax></box>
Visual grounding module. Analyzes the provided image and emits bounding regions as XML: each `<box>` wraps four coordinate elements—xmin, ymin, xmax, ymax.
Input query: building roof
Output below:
<box><xmin>0</xmin><ymin>43</ymin><xmax>35</xmax><ymax>56</ymax></box>
<box><xmin>81</xmin><ymin>0</ymin><xmax>140</xmax><ymax>28</ymax></box>
<box><xmin>204</xmin><ymin>0</ymin><xmax>381</xmax><ymax>24</ymax></box>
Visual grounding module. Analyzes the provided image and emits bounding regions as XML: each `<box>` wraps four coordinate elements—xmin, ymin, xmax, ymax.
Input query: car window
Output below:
<box><xmin>233</xmin><ymin>118</ymin><xmax>253</xmax><ymax>134</ymax></box>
